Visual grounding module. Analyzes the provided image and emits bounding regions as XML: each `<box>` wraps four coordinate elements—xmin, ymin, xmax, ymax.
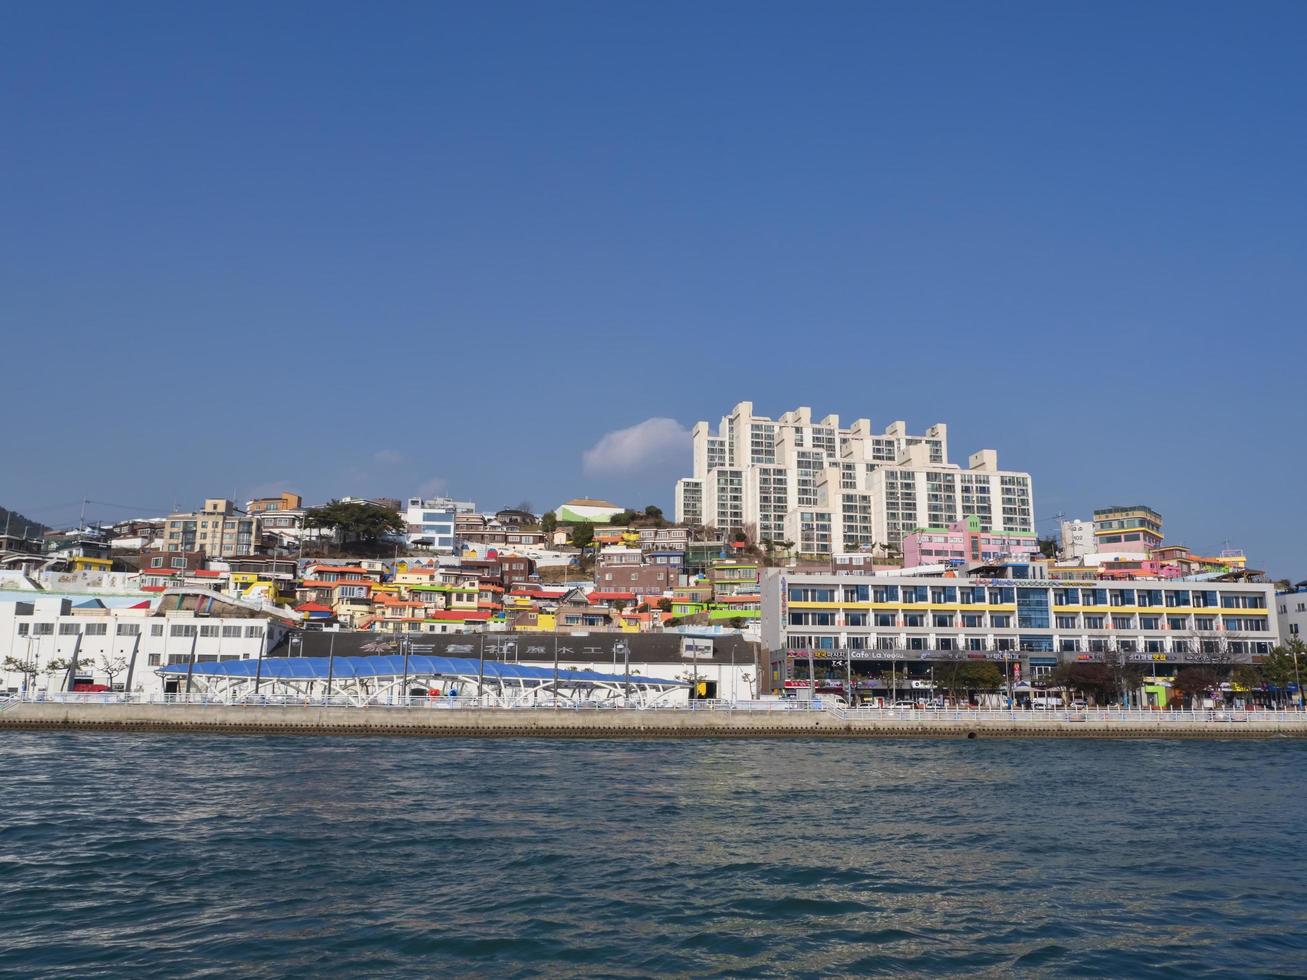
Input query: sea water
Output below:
<box><xmin>2</xmin><ymin>734</ymin><xmax>1304</xmax><ymax>977</ymax></box>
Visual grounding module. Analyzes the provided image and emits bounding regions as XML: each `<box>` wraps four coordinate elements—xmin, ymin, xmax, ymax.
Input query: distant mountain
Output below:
<box><xmin>0</xmin><ymin>506</ymin><xmax>49</xmax><ymax>538</ymax></box>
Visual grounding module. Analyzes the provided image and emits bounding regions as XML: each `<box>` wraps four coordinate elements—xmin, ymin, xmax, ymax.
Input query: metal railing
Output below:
<box><xmin>5</xmin><ymin>692</ymin><xmax>1306</xmax><ymax>725</ymax></box>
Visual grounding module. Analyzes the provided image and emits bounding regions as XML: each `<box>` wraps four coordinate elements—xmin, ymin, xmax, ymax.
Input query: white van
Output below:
<box><xmin>1029</xmin><ymin>695</ymin><xmax>1064</xmax><ymax>709</ymax></box>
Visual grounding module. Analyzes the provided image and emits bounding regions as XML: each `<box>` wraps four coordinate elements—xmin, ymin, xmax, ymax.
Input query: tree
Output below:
<box><xmin>732</xmin><ymin>530</ymin><xmax>748</xmax><ymax>544</ymax></box>
<box><xmin>609</xmin><ymin>510</ymin><xmax>636</xmax><ymax>527</ymax></box>
<box><xmin>540</xmin><ymin>512</ymin><xmax>558</xmax><ymax>535</ymax></box>
<box><xmin>610</xmin><ymin>598</ymin><xmax>629</xmax><ymax>613</ymax></box>
<box><xmin>1037</xmin><ymin>536</ymin><xmax>1060</xmax><ymax>559</ymax></box>
<box><xmin>570</xmin><ymin>524</ymin><xmax>594</xmax><ymax>549</ymax></box>
<box><xmin>514</xmin><ymin>500</ymin><xmax>534</xmax><ymax>515</ymax></box>
<box><xmin>1051</xmin><ymin>662</ymin><xmax>1114</xmax><ymax>703</ymax></box>
<box><xmin>1171</xmin><ymin>666</ymin><xmax>1220</xmax><ymax>708</ymax></box>
<box><xmin>959</xmin><ymin>661</ymin><xmax>1004</xmax><ymax>692</ymax></box>
<box><xmin>304</xmin><ymin>500</ymin><xmax>405</xmax><ymax>546</ymax></box>
<box><xmin>1230</xmin><ymin>664</ymin><xmax>1264</xmax><ymax>703</ymax></box>
<box><xmin>3</xmin><ymin>655</ymin><xmax>38</xmax><ymax>691</ymax></box>
<box><xmin>643</xmin><ymin>504</ymin><xmax>664</xmax><ymax>525</ymax></box>
<box><xmin>1101</xmin><ymin>648</ymin><xmax>1150</xmax><ymax>706</ymax></box>
<box><xmin>1262</xmin><ymin>639</ymin><xmax>1305</xmax><ymax>706</ymax></box>
<box><xmin>99</xmin><ymin>655</ymin><xmax>129</xmax><ymax>689</ymax></box>
<box><xmin>665</xmin><ymin>617</ymin><xmax>681</xmax><ymax>627</ymax></box>
<box><xmin>656</xmin><ymin>598</ymin><xmax>672</xmax><ymax>612</ymax></box>
<box><xmin>728</xmin><ymin>617</ymin><xmax>746</xmax><ymax>630</ymax></box>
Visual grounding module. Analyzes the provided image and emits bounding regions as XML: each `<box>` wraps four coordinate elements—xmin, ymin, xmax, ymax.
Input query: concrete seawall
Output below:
<box><xmin>3</xmin><ymin>702</ymin><xmax>1306</xmax><ymax>739</ymax></box>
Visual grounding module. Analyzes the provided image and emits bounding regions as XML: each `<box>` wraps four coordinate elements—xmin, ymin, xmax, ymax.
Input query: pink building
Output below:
<box><xmin>901</xmin><ymin>516</ymin><xmax>1038</xmax><ymax>567</ymax></box>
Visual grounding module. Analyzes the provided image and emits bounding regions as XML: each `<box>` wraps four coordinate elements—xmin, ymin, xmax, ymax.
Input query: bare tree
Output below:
<box><xmin>99</xmin><ymin>655</ymin><xmax>129</xmax><ymax>689</ymax></box>
<box><xmin>1101</xmin><ymin>645</ymin><xmax>1149</xmax><ymax>707</ymax></box>
<box><xmin>3</xmin><ymin>655</ymin><xmax>39</xmax><ymax>692</ymax></box>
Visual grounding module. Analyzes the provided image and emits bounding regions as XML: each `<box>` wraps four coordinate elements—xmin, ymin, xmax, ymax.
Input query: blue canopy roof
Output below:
<box><xmin>157</xmin><ymin>654</ymin><xmax>686</xmax><ymax>687</ymax></box>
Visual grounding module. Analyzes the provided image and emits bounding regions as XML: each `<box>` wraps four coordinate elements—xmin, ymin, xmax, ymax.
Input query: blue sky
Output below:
<box><xmin>2</xmin><ymin>2</ymin><xmax>1304</xmax><ymax>575</ymax></box>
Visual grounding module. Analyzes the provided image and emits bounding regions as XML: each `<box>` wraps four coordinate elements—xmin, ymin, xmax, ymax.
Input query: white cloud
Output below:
<box><xmin>418</xmin><ymin>475</ymin><xmax>449</xmax><ymax>496</ymax></box>
<box><xmin>246</xmin><ymin>479</ymin><xmax>295</xmax><ymax>500</ymax></box>
<box><xmin>373</xmin><ymin>449</ymin><xmax>404</xmax><ymax>465</ymax></box>
<box><xmin>582</xmin><ymin>418</ymin><xmax>690</xmax><ymax>477</ymax></box>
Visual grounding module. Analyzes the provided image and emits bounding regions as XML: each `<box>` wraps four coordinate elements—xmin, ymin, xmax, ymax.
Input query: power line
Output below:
<box><xmin>85</xmin><ymin>499</ymin><xmax>172</xmax><ymax>514</ymax></box>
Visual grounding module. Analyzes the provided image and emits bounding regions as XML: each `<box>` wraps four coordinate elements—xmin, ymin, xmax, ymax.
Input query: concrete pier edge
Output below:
<box><xmin>3</xmin><ymin>703</ymin><xmax>1305</xmax><ymax>739</ymax></box>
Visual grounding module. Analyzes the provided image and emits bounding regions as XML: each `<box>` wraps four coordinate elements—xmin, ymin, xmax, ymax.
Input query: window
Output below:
<box><xmin>116</xmin><ymin>624</ymin><xmax>141</xmax><ymax>636</ymax></box>
<box><xmin>200</xmin><ymin>625</ymin><xmax>220</xmax><ymax>638</ymax></box>
<box><xmin>151</xmin><ymin>557</ymin><xmax>164</xmax><ymax>568</ymax></box>
<box><xmin>59</xmin><ymin>623</ymin><xmax>81</xmax><ymax>635</ymax></box>
<box><xmin>170</xmin><ymin>624</ymin><xmax>198</xmax><ymax>637</ymax></box>
<box><xmin>147</xmin><ymin>654</ymin><xmax>161</xmax><ymax>666</ymax></box>
<box><xmin>1055</xmin><ymin>616</ymin><xmax>1077</xmax><ymax>629</ymax></box>
<box><xmin>172</xmin><ymin>557</ymin><xmax>185</xmax><ymax>568</ymax></box>
<box><xmin>245</xmin><ymin>626</ymin><xmax>263</xmax><ymax>638</ymax></box>
<box><xmin>84</xmin><ymin>623</ymin><xmax>108</xmax><ymax>636</ymax></box>
<box><xmin>17</xmin><ymin>623</ymin><xmax>29</xmax><ymax>636</ymax></box>
<box><xmin>991</xmin><ymin>615</ymin><xmax>1011</xmax><ymax>629</ymax></box>
<box><xmin>222</xmin><ymin>625</ymin><xmax>241</xmax><ymax>638</ymax></box>
<box><xmin>151</xmin><ymin>624</ymin><xmax>164</xmax><ymax>636</ymax></box>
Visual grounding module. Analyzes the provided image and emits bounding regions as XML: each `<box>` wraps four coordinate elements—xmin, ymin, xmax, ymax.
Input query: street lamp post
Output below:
<box><xmin>477</xmin><ymin>631</ymin><xmax>486</xmax><ymax>704</ymax></box>
<box><xmin>1291</xmin><ymin>642</ymin><xmax>1303</xmax><ymax>711</ymax></box>
<box><xmin>183</xmin><ymin>632</ymin><xmax>198</xmax><ymax>697</ymax></box>
<box><xmin>552</xmin><ymin>633</ymin><xmax>560</xmax><ymax>700</ymax></box>
<box><xmin>325</xmin><ymin>631</ymin><xmax>336</xmax><ymax>704</ymax></box>
<box><xmin>619</xmin><ymin>641</ymin><xmax>630</xmax><ymax>705</ymax></box>
<box><xmin>400</xmin><ymin>634</ymin><xmax>410</xmax><ymax>704</ymax></box>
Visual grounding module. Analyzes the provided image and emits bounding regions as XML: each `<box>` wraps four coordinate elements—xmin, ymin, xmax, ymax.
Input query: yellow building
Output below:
<box><xmin>68</xmin><ymin>556</ymin><xmax>112</xmax><ymax>573</ymax></box>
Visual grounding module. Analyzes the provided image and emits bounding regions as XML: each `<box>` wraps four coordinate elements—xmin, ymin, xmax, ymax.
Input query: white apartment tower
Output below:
<box><xmin>674</xmin><ymin>402</ymin><xmax>1034</xmax><ymax>555</ymax></box>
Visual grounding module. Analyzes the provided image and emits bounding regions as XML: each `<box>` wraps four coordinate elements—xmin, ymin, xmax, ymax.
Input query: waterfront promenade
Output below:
<box><xmin>3</xmin><ymin>695</ymin><xmax>1305</xmax><ymax>738</ymax></box>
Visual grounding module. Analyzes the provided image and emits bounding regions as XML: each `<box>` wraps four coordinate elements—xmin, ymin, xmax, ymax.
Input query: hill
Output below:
<box><xmin>0</xmin><ymin>506</ymin><xmax>50</xmax><ymax>538</ymax></box>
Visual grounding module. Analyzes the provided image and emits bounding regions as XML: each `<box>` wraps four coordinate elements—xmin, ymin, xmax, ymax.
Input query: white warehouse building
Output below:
<box><xmin>0</xmin><ymin>591</ymin><xmax>296</xmax><ymax>698</ymax></box>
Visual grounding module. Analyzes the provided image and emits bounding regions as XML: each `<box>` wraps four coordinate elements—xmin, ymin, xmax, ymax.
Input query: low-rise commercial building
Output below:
<box><xmin>761</xmin><ymin>568</ymin><xmax>1279</xmax><ymax>697</ymax></box>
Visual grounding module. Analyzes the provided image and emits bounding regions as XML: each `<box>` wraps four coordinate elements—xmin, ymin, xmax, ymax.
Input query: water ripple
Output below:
<box><xmin>0</xmin><ymin>735</ymin><xmax>1304</xmax><ymax>976</ymax></box>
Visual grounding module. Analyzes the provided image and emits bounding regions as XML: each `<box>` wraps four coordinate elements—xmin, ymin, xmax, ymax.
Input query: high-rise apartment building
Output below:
<box><xmin>674</xmin><ymin>402</ymin><xmax>1034</xmax><ymax>555</ymax></box>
